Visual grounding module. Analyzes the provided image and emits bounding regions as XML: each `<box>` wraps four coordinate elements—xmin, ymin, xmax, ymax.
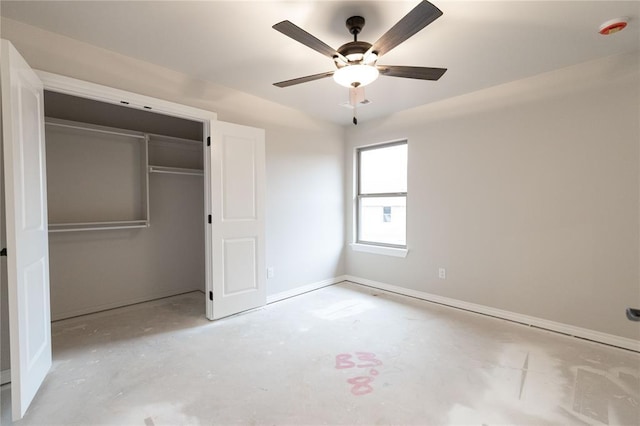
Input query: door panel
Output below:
<box><xmin>223</xmin><ymin>237</ymin><xmax>257</xmax><ymax>295</ymax></box>
<box><xmin>24</xmin><ymin>258</ymin><xmax>47</xmax><ymax>364</ymax></box>
<box><xmin>19</xmin><ymin>84</ymin><xmax>45</xmax><ymax>231</ymax></box>
<box><xmin>208</xmin><ymin>121</ymin><xmax>265</xmax><ymax>319</ymax></box>
<box><xmin>1</xmin><ymin>39</ymin><xmax>52</xmax><ymax>420</ymax></box>
<box><xmin>222</xmin><ymin>136</ymin><xmax>257</xmax><ymax>220</ymax></box>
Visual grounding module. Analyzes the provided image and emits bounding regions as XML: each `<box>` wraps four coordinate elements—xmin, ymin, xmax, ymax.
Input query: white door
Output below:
<box><xmin>207</xmin><ymin>121</ymin><xmax>266</xmax><ymax>319</ymax></box>
<box><xmin>1</xmin><ymin>39</ymin><xmax>52</xmax><ymax>420</ymax></box>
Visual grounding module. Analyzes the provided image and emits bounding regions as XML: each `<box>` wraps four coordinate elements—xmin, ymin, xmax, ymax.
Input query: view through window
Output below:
<box><xmin>357</xmin><ymin>141</ymin><xmax>407</xmax><ymax>247</ymax></box>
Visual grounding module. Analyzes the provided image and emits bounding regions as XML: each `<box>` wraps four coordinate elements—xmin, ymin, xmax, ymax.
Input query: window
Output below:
<box><xmin>356</xmin><ymin>141</ymin><xmax>407</xmax><ymax>248</ymax></box>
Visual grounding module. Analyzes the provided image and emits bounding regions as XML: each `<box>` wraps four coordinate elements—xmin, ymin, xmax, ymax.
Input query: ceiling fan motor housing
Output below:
<box><xmin>336</xmin><ymin>16</ymin><xmax>376</xmax><ymax>67</ymax></box>
<box><xmin>337</xmin><ymin>41</ymin><xmax>373</xmax><ymax>65</ymax></box>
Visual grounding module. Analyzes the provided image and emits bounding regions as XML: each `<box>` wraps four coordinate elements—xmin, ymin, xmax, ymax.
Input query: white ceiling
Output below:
<box><xmin>1</xmin><ymin>1</ymin><xmax>639</xmax><ymax>126</ymax></box>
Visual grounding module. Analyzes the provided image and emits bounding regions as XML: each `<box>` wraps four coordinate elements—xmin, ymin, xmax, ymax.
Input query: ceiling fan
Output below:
<box><xmin>272</xmin><ymin>0</ymin><xmax>447</xmax><ymax>124</ymax></box>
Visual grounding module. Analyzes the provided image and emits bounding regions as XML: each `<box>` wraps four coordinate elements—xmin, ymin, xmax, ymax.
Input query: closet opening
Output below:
<box><xmin>43</xmin><ymin>91</ymin><xmax>206</xmax><ymax>322</ymax></box>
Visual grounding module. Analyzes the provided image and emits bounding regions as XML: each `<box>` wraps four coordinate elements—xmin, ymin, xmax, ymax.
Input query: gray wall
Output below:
<box><xmin>345</xmin><ymin>52</ymin><xmax>640</xmax><ymax>341</ymax></box>
<box><xmin>265</xmin><ymin>125</ymin><xmax>345</xmax><ymax>295</ymax></box>
<box><xmin>48</xmin><ymin>174</ymin><xmax>205</xmax><ymax>319</ymax></box>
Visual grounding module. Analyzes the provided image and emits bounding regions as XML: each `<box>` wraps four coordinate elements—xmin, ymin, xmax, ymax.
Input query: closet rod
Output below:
<box><xmin>147</xmin><ymin>133</ymin><xmax>202</xmax><ymax>145</ymax></box>
<box><xmin>148</xmin><ymin>166</ymin><xmax>204</xmax><ymax>176</ymax></box>
<box><xmin>45</xmin><ymin>121</ymin><xmax>146</xmax><ymax>140</ymax></box>
<box><xmin>50</xmin><ymin>220</ymin><xmax>148</xmax><ymax>227</ymax></box>
<box><xmin>49</xmin><ymin>224</ymin><xmax>148</xmax><ymax>233</ymax></box>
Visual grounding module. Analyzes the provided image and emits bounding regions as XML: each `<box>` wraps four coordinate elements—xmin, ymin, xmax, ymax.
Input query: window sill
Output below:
<box><xmin>350</xmin><ymin>243</ymin><xmax>408</xmax><ymax>258</ymax></box>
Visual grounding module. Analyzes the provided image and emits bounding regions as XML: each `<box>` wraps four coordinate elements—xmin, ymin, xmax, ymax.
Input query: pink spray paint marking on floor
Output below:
<box><xmin>335</xmin><ymin>352</ymin><xmax>383</xmax><ymax>395</ymax></box>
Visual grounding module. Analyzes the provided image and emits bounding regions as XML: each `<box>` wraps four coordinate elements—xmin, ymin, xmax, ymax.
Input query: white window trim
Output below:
<box><xmin>353</xmin><ymin>139</ymin><xmax>408</xmax><ymax>254</ymax></box>
<box><xmin>350</xmin><ymin>243</ymin><xmax>408</xmax><ymax>258</ymax></box>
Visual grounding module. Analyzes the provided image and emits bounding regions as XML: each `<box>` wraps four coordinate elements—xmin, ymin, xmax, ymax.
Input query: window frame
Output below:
<box><xmin>356</xmin><ymin>140</ymin><xmax>408</xmax><ymax>249</ymax></box>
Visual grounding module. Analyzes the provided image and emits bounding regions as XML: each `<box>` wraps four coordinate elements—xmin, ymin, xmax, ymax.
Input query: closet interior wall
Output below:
<box><xmin>44</xmin><ymin>91</ymin><xmax>205</xmax><ymax>320</ymax></box>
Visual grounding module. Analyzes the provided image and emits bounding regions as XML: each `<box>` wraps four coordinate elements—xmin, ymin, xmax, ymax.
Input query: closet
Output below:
<box><xmin>43</xmin><ymin>91</ymin><xmax>206</xmax><ymax>320</ymax></box>
<box><xmin>2</xmin><ymin>45</ymin><xmax>266</xmax><ymax>419</ymax></box>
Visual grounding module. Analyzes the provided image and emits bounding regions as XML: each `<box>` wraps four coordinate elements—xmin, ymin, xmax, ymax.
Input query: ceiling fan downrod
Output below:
<box><xmin>346</xmin><ymin>16</ymin><xmax>365</xmax><ymax>42</ymax></box>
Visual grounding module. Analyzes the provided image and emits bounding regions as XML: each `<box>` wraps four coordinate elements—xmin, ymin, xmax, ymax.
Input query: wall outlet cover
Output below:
<box><xmin>438</xmin><ymin>268</ymin><xmax>446</xmax><ymax>279</ymax></box>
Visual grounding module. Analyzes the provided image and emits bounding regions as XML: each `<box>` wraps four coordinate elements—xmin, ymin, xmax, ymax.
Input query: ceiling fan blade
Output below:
<box><xmin>378</xmin><ymin>65</ymin><xmax>447</xmax><ymax>81</ymax></box>
<box><xmin>273</xmin><ymin>71</ymin><xmax>335</xmax><ymax>88</ymax></box>
<box><xmin>371</xmin><ymin>1</ymin><xmax>443</xmax><ymax>57</ymax></box>
<box><xmin>273</xmin><ymin>20</ymin><xmax>341</xmax><ymax>59</ymax></box>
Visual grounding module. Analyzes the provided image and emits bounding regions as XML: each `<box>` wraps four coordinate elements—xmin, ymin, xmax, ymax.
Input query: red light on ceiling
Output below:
<box><xmin>599</xmin><ymin>18</ymin><xmax>629</xmax><ymax>35</ymax></box>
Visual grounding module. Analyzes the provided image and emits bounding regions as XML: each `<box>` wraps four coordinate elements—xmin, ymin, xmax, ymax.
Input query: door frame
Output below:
<box><xmin>34</xmin><ymin>71</ymin><xmax>217</xmax><ymax>318</ymax></box>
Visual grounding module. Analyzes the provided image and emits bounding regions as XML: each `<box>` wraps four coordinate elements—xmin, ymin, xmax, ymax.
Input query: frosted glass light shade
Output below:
<box><xmin>333</xmin><ymin>65</ymin><xmax>379</xmax><ymax>88</ymax></box>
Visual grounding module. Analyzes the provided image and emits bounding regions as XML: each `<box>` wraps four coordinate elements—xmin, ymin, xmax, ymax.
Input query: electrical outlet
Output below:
<box><xmin>267</xmin><ymin>267</ymin><xmax>275</xmax><ymax>279</ymax></box>
<box><xmin>438</xmin><ymin>268</ymin><xmax>446</xmax><ymax>280</ymax></box>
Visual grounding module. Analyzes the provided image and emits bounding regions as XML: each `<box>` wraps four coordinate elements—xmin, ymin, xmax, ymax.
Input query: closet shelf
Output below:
<box><xmin>148</xmin><ymin>165</ymin><xmax>204</xmax><ymax>176</ymax></box>
<box><xmin>49</xmin><ymin>220</ymin><xmax>149</xmax><ymax>233</ymax></box>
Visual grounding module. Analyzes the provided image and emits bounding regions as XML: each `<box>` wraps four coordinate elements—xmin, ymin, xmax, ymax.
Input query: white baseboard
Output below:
<box><xmin>344</xmin><ymin>275</ymin><xmax>640</xmax><ymax>353</ymax></box>
<box><xmin>51</xmin><ymin>288</ymin><xmax>202</xmax><ymax>321</ymax></box>
<box><xmin>267</xmin><ymin>275</ymin><xmax>347</xmax><ymax>304</ymax></box>
<box><xmin>1</xmin><ymin>369</ymin><xmax>10</xmax><ymax>385</ymax></box>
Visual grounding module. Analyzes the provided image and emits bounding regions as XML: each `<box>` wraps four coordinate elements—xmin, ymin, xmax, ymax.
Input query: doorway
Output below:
<box><xmin>43</xmin><ymin>91</ymin><xmax>207</xmax><ymax>321</ymax></box>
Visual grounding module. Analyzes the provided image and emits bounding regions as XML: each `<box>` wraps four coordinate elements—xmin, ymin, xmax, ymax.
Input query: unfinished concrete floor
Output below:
<box><xmin>2</xmin><ymin>281</ymin><xmax>639</xmax><ymax>425</ymax></box>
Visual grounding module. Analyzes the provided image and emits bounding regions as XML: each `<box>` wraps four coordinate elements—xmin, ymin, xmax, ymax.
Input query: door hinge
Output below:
<box><xmin>0</xmin><ymin>248</ymin><xmax>6</xmax><ymax>257</ymax></box>
<box><xmin>208</xmin><ymin>215</ymin><xmax>212</xmax><ymax>224</ymax></box>
<box><xmin>209</xmin><ymin>291</ymin><xmax>213</xmax><ymax>301</ymax></box>
<box><xmin>207</xmin><ymin>136</ymin><xmax>211</xmax><ymax>147</ymax></box>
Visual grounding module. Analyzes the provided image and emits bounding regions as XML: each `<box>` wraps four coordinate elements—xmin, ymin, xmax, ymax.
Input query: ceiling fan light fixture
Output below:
<box><xmin>363</xmin><ymin>52</ymin><xmax>378</xmax><ymax>65</ymax></box>
<box><xmin>333</xmin><ymin>64</ymin><xmax>379</xmax><ymax>88</ymax></box>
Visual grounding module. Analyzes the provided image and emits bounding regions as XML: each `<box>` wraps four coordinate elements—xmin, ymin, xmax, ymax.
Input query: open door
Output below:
<box><xmin>207</xmin><ymin>121</ymin><xmax>266</xmax><ymax>319</ymax></box>
<box><xmin>1</xmin><ymin>39</ymin><xmax>52</xmax><ymax>420</ymax></box>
